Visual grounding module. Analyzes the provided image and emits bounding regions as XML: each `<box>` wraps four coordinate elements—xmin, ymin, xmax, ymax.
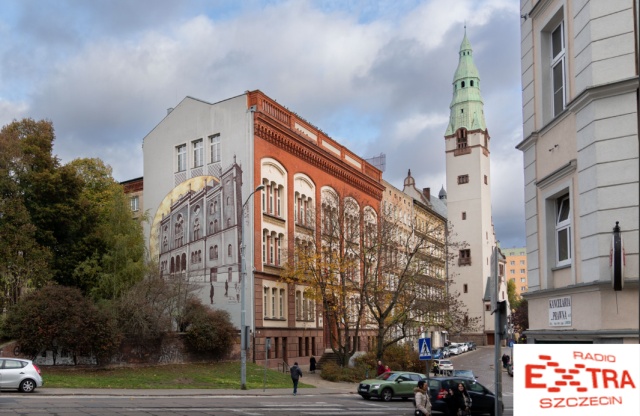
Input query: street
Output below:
<box><xmin>0</xmin><ymin>346</ymin><xmax>512</xmax><ymax>415</ymax></box>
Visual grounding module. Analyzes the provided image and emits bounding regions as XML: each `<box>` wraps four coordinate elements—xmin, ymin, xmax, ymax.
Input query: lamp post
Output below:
<box><xmin>240</xmin><ymin>184</ymin><xmax>264</xmax><ymax>390</ymax></box>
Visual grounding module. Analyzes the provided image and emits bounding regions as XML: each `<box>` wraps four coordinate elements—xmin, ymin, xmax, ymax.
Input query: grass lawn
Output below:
<box><xmin>41</xmin><ymin>361</ymin><xmax>315</xmax><ymax>390</ymax></box>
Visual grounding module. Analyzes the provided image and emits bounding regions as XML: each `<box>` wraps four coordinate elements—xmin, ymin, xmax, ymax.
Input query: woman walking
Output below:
<box><xmin>413</xmin><ymin>380</ymin><xmax>432</xmax><ymax>416</ymax></box>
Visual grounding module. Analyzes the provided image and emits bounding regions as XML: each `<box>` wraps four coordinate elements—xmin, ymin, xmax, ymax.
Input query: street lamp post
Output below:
<box><xmin>240</xmin><ymin>184</ymin><xmax>264</xmax><ymax>390</ymax></box>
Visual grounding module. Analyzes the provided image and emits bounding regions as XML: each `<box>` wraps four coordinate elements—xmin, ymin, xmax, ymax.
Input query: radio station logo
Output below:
<box><xmin>514</xmin><ymin>344</ymin><xmax>639</xmax><ymax>415</ymax></box>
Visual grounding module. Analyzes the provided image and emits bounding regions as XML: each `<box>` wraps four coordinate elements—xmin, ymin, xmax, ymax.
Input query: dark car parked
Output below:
<box><xmin>425</xmin><ymin>376</ymin><xmax>502</xmax><ymax>415</ymax></box>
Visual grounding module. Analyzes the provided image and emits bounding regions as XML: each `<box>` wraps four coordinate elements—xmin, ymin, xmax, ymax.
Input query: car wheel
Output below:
<box><xmin>19</xmin><ymin>379</ymin><xmax>36</xmax><ymax>393</ymax></box>
<box><xmin>381</xmin><ymin>387</ymin><xmax>393</xmax><ymax>402</ymax></box>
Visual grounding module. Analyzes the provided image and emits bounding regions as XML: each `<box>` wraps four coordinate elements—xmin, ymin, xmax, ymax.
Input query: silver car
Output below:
<box><xmin>0</xmin><ymin>358</ymin><xmax>43</xmax><ymax>392</ymax></box>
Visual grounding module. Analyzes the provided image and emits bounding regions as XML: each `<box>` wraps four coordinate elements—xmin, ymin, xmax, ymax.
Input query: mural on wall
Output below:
<box><xmin>149</xmin><ymin>162</ymin><xmax>245</xmax><ymax>325</ymax></box>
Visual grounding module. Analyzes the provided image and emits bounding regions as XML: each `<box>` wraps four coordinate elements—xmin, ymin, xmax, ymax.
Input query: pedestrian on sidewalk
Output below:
<box><xmin>376</xmin><ymin>360</ymin><xmax>385</xmax><ymax>376</ymax></box>
<box><xmin>502</xmin><ymin>353</ymin><xmax>510</xmax><ymax>369</ymax></box>
<box><xmin>309</xmin><ymin>356</ymin><xmax>316</xmax><ymax>374</ymax></box>
<box><xmin>414</xmin><ymin>379</ymin><xmax>432</xmax><ymax>416</ymax></box>
<box><xmin>290</xmin><ymin>362</ymin><xmax>303</xmax><ymax>395</ymax></box>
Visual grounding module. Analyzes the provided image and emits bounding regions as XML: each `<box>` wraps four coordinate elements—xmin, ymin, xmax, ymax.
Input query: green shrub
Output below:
<box><xmin>183</xmin><ymin>299</ymin><xmax>236</xmax><ymax>359</ymax></box>
<box><xmin>320</xmin><ymin>360</ymin><xmax>367</xmax><ymax>382</ymax></box>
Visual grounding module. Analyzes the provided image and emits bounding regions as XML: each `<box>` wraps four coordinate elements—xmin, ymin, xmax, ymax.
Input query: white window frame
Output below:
<box><xmin>193</xmin><ymin>139</ymin><xmax>203</xmax><ymax>167</ymax></box>
<box><xmin>130</xmin><ymin>196</ymin><xmax>139</xmax><ymax>212</ymax></box>
<box><xmin>550</xmin><ymin>21</ymin><xmax>566</xmax><ymax>118</ymax></box>
<box><xmin>209</xmin><ymin>134</ymin><xmax>220</xmax><ymax>163</ymax></box>
<box><xmin>555</xmin><ymin>194</ymin><xmax>571</xmax><ymax>266</ymax></box>
<box><xmin>176</xmin><ymin>144</ymin><xmax>186</xmax><ymax>172</ymax></box>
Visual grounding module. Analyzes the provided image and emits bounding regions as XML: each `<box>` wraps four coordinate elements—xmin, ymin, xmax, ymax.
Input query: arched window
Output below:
<box><xmin>461</xmin><ymin>81</ymin><xmax>465</xmax><ymax>88</ymax></box>
<box><xmin>470</xmin><ymin>80</ymin><xmax>474</xmax><ymax>87</ymax></box>
<box><xmin>228</xmin><ymin>244</ymin><xmax>232</xmax><ymax>257</ymax></box>
<box><xmin>209</xmin><ymin>246</ymin><xmax>214</xmax><ymax>260</ymax></box>
<box><xmin>214</xmin><ymin>245</ymin><xmax>218</xmax><ymax>259</ymax></box>
<box><xmin>227</xmin><ymin>218</ymin><xmax>231</xmax><ymax>227</ymax></box>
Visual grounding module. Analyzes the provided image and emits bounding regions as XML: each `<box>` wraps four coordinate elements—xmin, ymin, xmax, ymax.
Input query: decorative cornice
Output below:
<box><xmin>255</xmin><ymin>117</ymin><xmax>384</xmax><ymax>201</ymax></box>
<box><xmin>535</xmin><ymin>159</ymin><xmax>576</xmax><ymax>190</ymax></box>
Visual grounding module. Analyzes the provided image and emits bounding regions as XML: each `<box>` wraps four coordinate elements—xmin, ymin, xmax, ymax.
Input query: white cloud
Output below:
<box><xmin>0</xmin><ymin>0</ymin><xmax>526</xmax><ymax>246</ymax></box>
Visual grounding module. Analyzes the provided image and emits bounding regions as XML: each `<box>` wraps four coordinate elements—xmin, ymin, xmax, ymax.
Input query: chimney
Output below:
<box><xmin>423</xmin><ymin>188</ymin><xmax>431</xmax><ymax>201</ymax></box>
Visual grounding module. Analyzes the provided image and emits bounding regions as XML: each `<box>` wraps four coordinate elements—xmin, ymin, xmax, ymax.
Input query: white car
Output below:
<box><xmin>0</xmin><ymin>358</ymin><xmax>43</xmax><ymax>392</ymax></box>
<box><xmin>434</xmin><ymin>359</ymin><xmax>454</xmax><ymax>375</ymax></box>
<box><xmin>448</xmin><ymin>345</ymin><xmax>462</xmax><ymax>355</ymax></box>
<box><xmin>458</xmin><ymin>343</ymin><xmax>468</xmax><ymax>353</ymax></box>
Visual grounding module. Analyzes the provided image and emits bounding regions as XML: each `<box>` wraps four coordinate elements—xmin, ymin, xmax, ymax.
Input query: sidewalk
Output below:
<box><xmin>35</xmin><ymin>364</ymin><xmax>360</xmax><ymax>397</ymax></box>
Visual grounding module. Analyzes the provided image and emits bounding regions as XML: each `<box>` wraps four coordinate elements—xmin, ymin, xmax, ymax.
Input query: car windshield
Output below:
<box><xmin>453</xmin><ymin>370</ymin><xmax>473</xmax><ymax>377</ymax></box>
<box><xmin>376</xmin><ymin>372</ymin><xmax>400</xmax><ymax>381</ymax></box>
<box><xmin>439</xmin><ymin>360</ymin><xmax>452</xmax><ymax>365</ymax></box>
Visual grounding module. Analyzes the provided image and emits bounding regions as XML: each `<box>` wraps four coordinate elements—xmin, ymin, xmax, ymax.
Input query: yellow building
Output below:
<box><xmin>503</xmin><ymin>247</ymin><xmax>528</xmax><ymax>296</ymax></box>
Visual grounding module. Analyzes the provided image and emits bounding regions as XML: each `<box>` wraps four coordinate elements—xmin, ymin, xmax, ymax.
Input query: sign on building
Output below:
<box><xmin>548</xmin><ymin>296</ymin><xmax>571</xmax><ymax>327</ymax></box>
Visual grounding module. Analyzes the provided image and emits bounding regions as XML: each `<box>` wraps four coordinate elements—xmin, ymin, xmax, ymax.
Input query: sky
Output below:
<box><xmin>0</xmin><ymin>0</ymin><xmax>525</xmax><ymax>248</ymax></box>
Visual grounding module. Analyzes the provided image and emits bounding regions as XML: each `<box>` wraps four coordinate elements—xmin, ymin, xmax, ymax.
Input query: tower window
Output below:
<box><xmin>456</xmin><ymin>128</ymin><xmax>468</xmax><ymax>149</ymax></box>
<box><xmin>484</xmin><ymin>175</ymin><xmax>488</xmax><ymax>184</ymax></box>
<box><xmin>462</xmin><ymin>212</ymin><xmax>467</xmax><ymax>220</ymax></box>
<box><xmin>461</xmin><ymin>81</ymin><xmax>465</xmax><ymax>88</ymax></box>
<box><xmin>470</xmin><ymin>80</ymin><xmax>474</xmax><ymax>87</ymax></box>
<box><xmin>458</xmin><ymin>175</ymin><xmax>469</xmax><ymax>184</ymax></box>
<box><xmin>463</xmin><ymin>284</ymin><xmax>468</xmax><ymax>293</ymax></box>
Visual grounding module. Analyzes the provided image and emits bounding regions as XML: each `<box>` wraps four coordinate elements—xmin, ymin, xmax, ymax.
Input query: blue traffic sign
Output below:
<box><xmin>418</xmin><ymin>338</ymin><xmax>432</xmax><ymax>360</ymax></box>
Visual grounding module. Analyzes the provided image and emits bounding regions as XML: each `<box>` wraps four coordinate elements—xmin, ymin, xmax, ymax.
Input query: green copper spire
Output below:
<box><xmin>445</xmin><ymin>31</ymin><xmax>486</xmax><ymax>136</ymax></box>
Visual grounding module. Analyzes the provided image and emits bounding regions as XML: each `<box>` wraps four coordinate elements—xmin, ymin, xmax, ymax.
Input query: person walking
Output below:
<box><xmin>309</xmin><ymin>356</ymin><xmax>316</xmax><ymax>374</ymax></box>
<box><xmin>290</xmin><ymin>362</ymin><xmax>303</xmax><ymax>395</ymax></box>
<box><xmin>376</xmin><ymin>360</ymin><xmax>385</xmax><ymax>376</ymax></box>
<box><xmin>414</xmin><ymin>379</ymin><xmax>432</xmax><ymax>416</ymax></box>
<box><xmin>502</xmin><ymin>353</ymin><xmax>510</xmax><ymax>369</ymax></box>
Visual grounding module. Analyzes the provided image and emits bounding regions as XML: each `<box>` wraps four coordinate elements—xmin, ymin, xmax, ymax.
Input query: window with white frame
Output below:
<box><xmin>193</xmin><ymin>139</ymin><xmax>203</xmax><ymax>167</ymax></box>
<box><xmin>209</xmin><ymin>134</ymin><xmax>220</xmax><ymax>163</ymax></box>
<box><xmin>271</xmin><ymin>288</ymin><xmax>277</xmax><ymax>318</ymax></box>
<box><xmin>176</xmin><ymin>144</ymin><xmax>186</xmax><ymax>172</ymax></box>
<box><xmin>130</xmin><ymin>196</ymin><xmax>139</xmax><ymax>212</ymax></box>
<box><xmin>555</xmin><ymin>194</ymin><xmax>571</xmax><ymax>266</ymax></box>
<box><xmin>279</xmin><ymin>289</ymin><xmax>285</xmax><ymax>318</ymax></box>
<box><xmin>551</xmin><ymin>21</ymin><xmax>565</xmax><ymax>117</ymax></box>
<box><xmin>264</xmin><ymin>287</ymin><xmax>269</xmax><ymax>317</ymax></box>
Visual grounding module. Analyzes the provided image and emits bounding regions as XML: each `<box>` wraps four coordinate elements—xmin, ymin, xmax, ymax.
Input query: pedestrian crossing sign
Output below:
<box><xmin>418</xmin><ymin>338</ymin><xmax>432</xmax><ymax>360</ymax></box>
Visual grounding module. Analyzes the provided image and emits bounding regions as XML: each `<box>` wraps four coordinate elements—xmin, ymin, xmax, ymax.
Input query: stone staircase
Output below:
<box><xmin>317</xmin><ymin>349</ymin><xmax>342</xmax><ymax>369</ymax></box>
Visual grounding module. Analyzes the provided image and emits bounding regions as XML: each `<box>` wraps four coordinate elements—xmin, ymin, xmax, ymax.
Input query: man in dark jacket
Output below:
<box><xmin>290</xmin><ymin>362</ymin><xmax>303</xmax><ymax>395</ymax></box>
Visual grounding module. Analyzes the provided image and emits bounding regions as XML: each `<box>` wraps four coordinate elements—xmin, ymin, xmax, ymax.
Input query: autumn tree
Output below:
<box><xmin>359</xmin><ymin>203</ymin><xmax>479</xmax><ymax>359</ymax></box>
<box><xmin>0</xmin><ymin>120</ymin><xmax>54</xmax><ymax>310</ymax></box>
<box><xmin>282</xmin><ymin>191</ymin><xmax>367</xmax><ymax>366</ymax></box>
<box><xmin>3</xmin><ymin>285</ymin><xmax>121</xmax><ymax>364</ymax></box>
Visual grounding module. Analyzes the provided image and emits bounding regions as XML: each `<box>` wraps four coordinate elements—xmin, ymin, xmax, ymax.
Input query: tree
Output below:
<box><xmin>0</xmin><ymin>120</ymin><xmax>54</xmax><ymax>310</ymax></box>
<box><xmin>507</xmin><ymin>278</ymin><xmax>521</xmax><ymax>310</ymax></box>
<box><xmin>3</xmin><ymin>285</ymin><xmax>121</xmax><ymax>364</ymax></box>
<box><xmin>282</xmin><ymin>189</ymin><xmax>477</xmax><ymax>363</ymax></box>
<box><xmin>0</xmin><ymin>119</ymin><xmax>145</xmax><ymax>302</ymax></box>
<box><xmin>68</xmin><ymin>158</ymin><xmax>146</xmax><ymax>300</ymax></box>
<box><xmin>359</xmin><ymin>207</ymin><xmax>478</xmax><ymax>358</ymax></box>
<box><xmin>282</xmin><ymin>191</ymin><xmax>367</xmax><ymax>366</ymax></box>
<box><xmin>511</xmin><ymin>298</ymin><xmax>529</xmax><ymax>336</ymax></box>
<box><xmin>183</xmin><ymin>298</ymin><xmax>236</xmax><ymax>359</ymax></box>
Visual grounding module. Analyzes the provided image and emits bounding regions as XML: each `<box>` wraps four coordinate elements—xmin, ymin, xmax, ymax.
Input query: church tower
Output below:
<box><xmin>445</xmin><ymin>31</ymin><xmax>497</xmax><ymax>344</ymax></box>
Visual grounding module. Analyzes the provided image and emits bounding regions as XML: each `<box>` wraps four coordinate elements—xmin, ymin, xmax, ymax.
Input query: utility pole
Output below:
<box><xmin>492</xmin><ymin>246</ymin><xmax>504</xmax><ymax>416</ymax></box>
<box><xmin>240</xmin><ymin>185</ymin><xmax>265</xmax><ymax>390</ymax></box>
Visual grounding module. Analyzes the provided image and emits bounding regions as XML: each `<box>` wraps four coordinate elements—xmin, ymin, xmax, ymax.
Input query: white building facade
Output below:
<box><xmin>517</xmin><ymin>0</ymin><xmax>639</xmax><ymax>343</ymax></box>
<box><xmin>444</xmin><ymin>33</ymin><xmax>506</xmax><ymax>345</ymax></box>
